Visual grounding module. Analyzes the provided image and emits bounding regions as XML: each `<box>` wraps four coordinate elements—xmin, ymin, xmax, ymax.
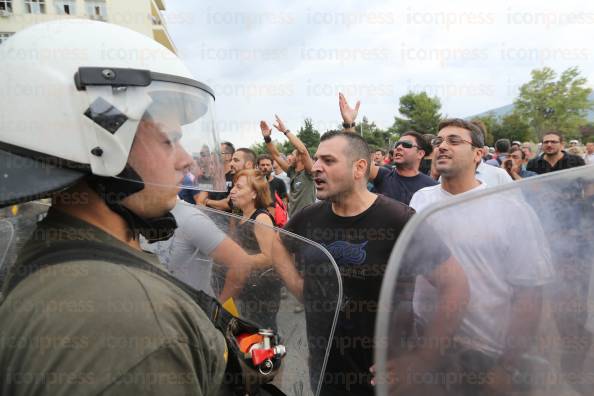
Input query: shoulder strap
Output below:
<box><xmin>3</xmin><ymin>239</ymin><xmax>232</xmax><ymax>331</ymax></box>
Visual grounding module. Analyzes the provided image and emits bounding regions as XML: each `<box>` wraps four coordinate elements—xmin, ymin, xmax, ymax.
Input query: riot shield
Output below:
<box><xmin>375</xmin><ymin>166</ymin><xmax>594</xmax><ymax>396</ymax></box>
<box><xmin>144</xmin><ymin>202</ymin><xmax>343</xmax><ymax>396</ymax></box>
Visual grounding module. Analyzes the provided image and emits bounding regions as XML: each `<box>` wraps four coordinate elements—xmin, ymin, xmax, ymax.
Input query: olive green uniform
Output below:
<box><xmin>0</xmin><ymin>209</ymin><xmax>227</xmax><ymax>395</ymax></box>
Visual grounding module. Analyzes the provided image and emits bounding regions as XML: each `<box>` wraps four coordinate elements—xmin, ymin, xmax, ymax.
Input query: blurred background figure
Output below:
<box><xmin>229</xmin><ymin>169</ymin><xmax>280</xmax><ymax>328</ymax></box>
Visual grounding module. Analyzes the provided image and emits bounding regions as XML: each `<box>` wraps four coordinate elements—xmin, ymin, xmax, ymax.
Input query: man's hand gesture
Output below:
<box><xmin>273</xmin><ymin>114</ymin><xmax>288</xmax><ymax>134</ymax></box>
<box><xmin>339</xmin><ymin>92</ymin><xmax>360</xmax><ymax>125</ymax></box>
<box><xmin>260</xmin><ymin>120</ymin><xmax>272</xmax><ymax>138</ymax></box>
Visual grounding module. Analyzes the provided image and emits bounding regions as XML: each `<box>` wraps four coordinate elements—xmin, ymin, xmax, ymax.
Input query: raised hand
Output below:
<box><xmin>273</xmin><ymin>114</ymin><xmax>288</xmax><ymax>133</ymax></box>
<box><xmin>260</xmin><ymin>120</ymin><xmax>272</xmax><ymax>137</ymax></box>
<box><xmin>339</xmin><ymin>92</ymin><xmax>360</xmax><ymax>124</ymax></box>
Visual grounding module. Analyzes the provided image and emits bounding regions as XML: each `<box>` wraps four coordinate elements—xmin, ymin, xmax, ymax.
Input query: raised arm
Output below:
<box><xmin>338</xmin><ymin>93</ymin><xmax>380</xmax><ymax>179</ymax></box>
<box><xmin>274</xmin><ymin>115</ymin><xmax>314</xmax><ymax>174</ymax></box>
<box><xmin>260</xmin><ymin>120</ymin><xmax>290</xmax><ymax>172</ymax></box>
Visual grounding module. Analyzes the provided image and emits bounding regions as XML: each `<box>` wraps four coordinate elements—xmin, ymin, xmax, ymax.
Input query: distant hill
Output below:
<box><xmin>471</xmin><ymin>93</ymin><xmax>594</xmax><ymax>122</ymax></box>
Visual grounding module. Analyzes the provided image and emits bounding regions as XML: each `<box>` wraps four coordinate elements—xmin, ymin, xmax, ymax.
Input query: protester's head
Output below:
<box><xmin>220</xmin><ymin>141</ymin><xmax>235</xmax><ymax>164</ymax></box>
<box><xmin>230</xmin><ymin>169</ymin><xmax>271</xmax><ymax>211</ymax></box>
<box><xmin>494</xmin><ymin>139</ymin><xmax>511</xmax><ymax>155</ymax></box>
<box><xmin>433</xmin><ymin>118</ymin><xmax>484</xmax><ymax>179</ymax></box>
<box><xmin>231</xmin><ymin>148</ymin><xmax>256</xmax><ymax>173</ymax></box>
<box><xmin>373</xmin><ymin>149</ymin><xmax>385</xmax><ymax>166</ymax></box>
<box><xmin>511</xmin><ymin>141</ymin><xmax>522</xmax><ymax>149</ymax></box>
<box><xmin>257</xmin><ymin>154</ymin><xmax>273</xmax><ymax>177</ymax></box>
<box><xmin>521</xmin><ymin>142</ymin><xmax>534</xmax><ymax>159</ymax></box>
<box><xmin>393</xmin><ymin>131</ymin><xmax>431</xmax><ymax>170</ymax></box>
<box><xmin>586</xmin><ymin>142</ymin><xmax>594</xmax><ymax>155</ymax></box>
<box><xmin>541</xmin><ymin>131</ymin><xmax>564</xmax><ymax>156</ymax></box>
<box><xmin>567</xmin><ymin>146</ymin><xmax>584</xmax><ymax>157</ymax></box>
<box><xmin>508</xmin><ymin>146</ymin><xmax>526</xmax><ymax>170</ymax></box>
<box><xmin>313</xmin><ymin>131</ymin><xmax>371</xmax><ymax>202</ymax></box>
<box><xmin>423</xmin><ymin>134</ymin><xmax>436</xmax><ymax>157</ymax></box>
<box><xmin>569</xmin><ymin>139</ymin><xmax>579</xmax><ymax>147</ymax></box>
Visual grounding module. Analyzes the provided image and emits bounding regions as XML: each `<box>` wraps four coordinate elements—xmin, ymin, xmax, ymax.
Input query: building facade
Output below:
<box><xmin>0</xmin><ymin>0</ymin><xmax>175</xmax><ymax>52</ymax></box>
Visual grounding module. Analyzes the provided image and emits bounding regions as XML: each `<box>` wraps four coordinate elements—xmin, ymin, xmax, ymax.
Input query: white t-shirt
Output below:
<box><xmin>410</xmin><ymin>183</ymin><xmax>554</xmax><ymax>356</ymax></box>
<box><xmin>409</xmin><ymin>182</ymin><xmax>487</xmax><ymax>213</ymax></box>
<box><xmin>143</xmin><ymin>200</ymin><xmax>226</xmax><ymax>296</ymax></box>
<box><xmin>476</xmin><ymin>161</ymin><xmax>513</xmax><ymax>187</ymax></box>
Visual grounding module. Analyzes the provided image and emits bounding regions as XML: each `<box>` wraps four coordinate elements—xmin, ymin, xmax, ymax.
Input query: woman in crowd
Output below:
<box><xmin>229</xmin><ymin>169</ymin><xmax>280</xmax><ymax>329</ymax></box>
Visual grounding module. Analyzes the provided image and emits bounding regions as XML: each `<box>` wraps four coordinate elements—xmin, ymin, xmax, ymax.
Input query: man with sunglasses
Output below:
<box><xmin>339</xmin><ymin>94</ymin><xmax>437</xmax><ymax>205</ymax></box>
<box><xmin>527</xmin><ymin>131</ymin><xmax>585</xmax><ymax>174</ymax></box>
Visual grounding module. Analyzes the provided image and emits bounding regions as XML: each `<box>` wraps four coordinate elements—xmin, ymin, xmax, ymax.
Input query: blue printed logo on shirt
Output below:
<box><xmin>323</xmin><ymin>241</ymin><xmax>368</xmax><ymax>266</ymax></box>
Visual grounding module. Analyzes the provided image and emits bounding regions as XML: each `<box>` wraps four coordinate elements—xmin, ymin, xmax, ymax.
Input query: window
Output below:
<box><xmin>55</xmin><ymin>0</ymin><xmax>75</xmax><ymax>15</ymax></box>
<box><xmin>0</xmin><ymin>0</ymin><xmax>12</xmax><ymax>13</ymax></box>
<box><xmin>85</xmin><ymin>0</ymin><xmax>106</xmax><ymax>19</ymax></box>
<box><xmin>25</xmin><ymin>0</ymin><xmax>46</xmax><ymax>14</ymax></box>
<box><xmin>0</xmin><ymin>32</ymin><xmax>14</xmax><ymax>44</ymax></box>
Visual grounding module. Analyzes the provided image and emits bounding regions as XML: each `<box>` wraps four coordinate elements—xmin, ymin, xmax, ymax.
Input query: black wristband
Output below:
<box><xmin>342</xmin><ymin>122</ymin><xmax>356</xmax><ymax>129</ymax></box>
<box><xmin>283</xmin><ymin>130</ymin><xmax>290</xmax><ymax>135</ymax></box>
<box><xmin>264</xmin><ymin>135</ymin><xmax>272</xmax><ymax>143</ymax></box>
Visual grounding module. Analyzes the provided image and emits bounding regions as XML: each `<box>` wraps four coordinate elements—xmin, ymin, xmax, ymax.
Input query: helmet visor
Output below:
<box><xmin>91</xmin><ymin>81</ymin><xmax>226</xmax><ymax>192</ymax></box>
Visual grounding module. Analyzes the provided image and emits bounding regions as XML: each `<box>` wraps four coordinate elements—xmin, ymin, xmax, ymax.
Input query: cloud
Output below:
<box><xmin>164</xmin><ymin>0</ymin><xmax>594</xmax><ymax>147</ymax></box>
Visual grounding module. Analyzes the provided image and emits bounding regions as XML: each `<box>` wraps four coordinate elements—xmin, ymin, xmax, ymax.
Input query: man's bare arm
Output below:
<box><xmin>261</xmin><ymin>120</ymin><xmax>290</xmax><ymax>172</ymax></box>
<box><xmin>270</xmin><ymin>233</ymin><xmax>303</xmax><ymax>302</ymax></box>
<box><xmin>421</xmin><ymin>256</ymin><xmax>470</xmax><ymax>360</ymax></box>
<box><xmin>274</xmin><ymin>115</ymin><xmax>314</xmax><ymax>174</ymax></box>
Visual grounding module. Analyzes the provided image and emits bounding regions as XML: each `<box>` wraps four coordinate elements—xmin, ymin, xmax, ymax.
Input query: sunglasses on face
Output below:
<box><xmin>394</xmin><ymin>141</ymin><xmax>419</xmax><ymax>149</ymax></box>
<box><xmin>432</xmin><ymin>135</ymin><xmax>477</xmax><ymax>147</ymax></box>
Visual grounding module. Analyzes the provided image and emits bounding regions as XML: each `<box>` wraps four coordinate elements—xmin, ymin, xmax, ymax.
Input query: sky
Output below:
<box><xmin>163</xmin><ymin>0</ymin><xmax>594</xmax><ymax>148</ymax></box>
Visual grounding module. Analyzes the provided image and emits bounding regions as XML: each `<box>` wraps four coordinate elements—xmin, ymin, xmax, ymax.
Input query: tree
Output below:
<box><xmin>296</xmin><ymin>118</ymin><xmax>320</xmax><ymax>156</ymax></box>
<box><xmin>358</xmin><ymin>116</ymin><xmax>394</xmax><ymax>149</ymax></box>
<box><xmin>392</xmin><ymin>91</ymin><xmax>442</xmax><ymax>135</ymax></box>
<box><xmin>514</xmin><ymin>67</ymin><xmax>593</xmax><ymax>140</ymax></box>
<box><xmin>493</xmin><ymin>112</ymin><xmax>531</xmax><ymax>143</ymax></box>
<box><xmin>249</xmin><ymin>141</ymin><xmax>284</xmax><ymax>157</ymax></box>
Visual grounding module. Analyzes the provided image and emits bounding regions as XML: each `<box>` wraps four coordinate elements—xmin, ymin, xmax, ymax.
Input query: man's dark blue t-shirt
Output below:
<box><xmin>372</xmin><ymin>167</ymin><xmax>438</xmax><ymax>205</ymax></box>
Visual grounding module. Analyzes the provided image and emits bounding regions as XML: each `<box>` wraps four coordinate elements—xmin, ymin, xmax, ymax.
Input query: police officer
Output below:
<box><xmin>0</xmin><ymin>20</ymin><xmax>229</xmax><ymax>395</ymax></box>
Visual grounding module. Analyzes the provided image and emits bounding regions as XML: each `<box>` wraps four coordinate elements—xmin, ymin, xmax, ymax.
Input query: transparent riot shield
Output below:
<box><xmin>375</xmin><ymin>165</ymin><xmax>594</xmax><ymax>396</ymax></box>
<box><xmin>144</xmin><ymin>202</ymin><xmax>342</xmax><ymax>396</ymax></box>
<box><xmin>0</xmin><ymin>202</ymin><xmax>50</xmax><ymax>297</ymax></box>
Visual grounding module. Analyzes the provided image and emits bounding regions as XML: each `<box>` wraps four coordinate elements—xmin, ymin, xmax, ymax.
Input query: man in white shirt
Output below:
<box><xmin>409</xmin><ymin>118</ymin><xmax>554</xmax><ymax>394</ymax></box>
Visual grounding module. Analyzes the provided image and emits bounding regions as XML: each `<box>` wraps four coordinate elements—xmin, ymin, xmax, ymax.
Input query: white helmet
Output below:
<box><xmin>0</xmin><ymin>19</ymin><xmax>224</xmax><ymax>207</ymax></box>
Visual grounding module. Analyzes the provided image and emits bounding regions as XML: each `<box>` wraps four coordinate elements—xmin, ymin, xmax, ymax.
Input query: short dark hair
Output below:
<box><xmin>257</xmin><ymin>154</ymin><xmax>272</xmax><ymax>166</ymax></box>
<box><xmin>542</xmin><ymin>131</ymin><xmax>564</xmax><ymax>143</ymax></box>
<box><xmin>221</xmin><ymin>141</ymin><xmax>235</xmax><ymax>154</ymax></box>
<box><xmin>375</xmin><ymin>149</ymin><xmax>385</xmax><ymax>155</ymax></box>
<box><xmin>509</xmin><ymin>146</ymin><xmax>526</xmax><ymax>160</ymax></box>
<box><xmin>494</xmin><ymin>139</ymin><xmax>511</xmax><ymax>153</ymax></box>
<box><xmin>402</xmin><ymin>131</ymin><xmax>433</xmax><ymax>156</ymax></box>
<box><xmin>438</xmin><ymin>118</ymin><xmax>485</xmax><ymax>148</ymax></box>
<box><xmin>236</xmin><ymin>148</ymin><xmax>257</xmax><ymax>166</ymax></box>
<box><xmin>320</xmin><ymin>131</ymin><xmax>371</xmax><ymax>177</ymax></box>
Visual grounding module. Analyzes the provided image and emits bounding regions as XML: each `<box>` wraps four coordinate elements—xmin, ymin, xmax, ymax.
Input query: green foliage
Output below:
<box><xmin>513</xmin><ymin>66</ymin><xmax>593</xmax><ymax>140</ymax></box>
<box><xmin>473</xmin><ymin>113</ymin><xmax>531</xmax><ymax>145</ymax></box>
<box><xmin>249</xmin><ymin>141</ymin><xmax>284</xmax><ymax>157</ymax></box>
<box><xmin>296</xmin><ymin>118</ymin><xmax>320</xmax><ymax>156</ymax></box>
<box><xmin>392</xmin><ymin>91</ymin><xmax>442</xmax><ymax>135</ymax></box>
<box><xmin>359</xmin><ymin>116</ymin><xmax>395</xmax><ymax>149</ymax></box>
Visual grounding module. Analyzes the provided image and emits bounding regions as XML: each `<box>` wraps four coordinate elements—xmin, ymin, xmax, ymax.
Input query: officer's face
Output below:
<box><xmin>123</xmin><ymin>116</ymin><xmax>192</xmax><ymax>217</ymax></box>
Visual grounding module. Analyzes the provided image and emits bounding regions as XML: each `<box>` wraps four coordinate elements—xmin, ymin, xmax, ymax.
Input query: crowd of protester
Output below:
<box><xmin>165</xmin><ymin>92</ymin><xmax>591</xmax><ymax>395</ymax></box>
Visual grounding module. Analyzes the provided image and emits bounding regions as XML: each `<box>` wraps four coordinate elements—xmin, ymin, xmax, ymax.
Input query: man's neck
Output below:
<box><xmin>331</xmin><ymin>188</ymin><xmax>377</xmax><ymax>217</ymax></box>
<box><xmin>395</xmin><ymin>164</ymin><xmax>419</xmax><ymax>177</ymax></box>
<box><xmin>441</xmin><ymin>172</ymin><xmax>481</xmax><ymax>195</ymax></box>
<box><xmin>224</xmin><ymin>162</ymin><xmax>232</xmax><ymax>174</ymax></box>
<box><xmin>267</xmin><ymin>174</ymin><xmax>274</xmax><ymax>182</ymax></box>
<box><xmin>544</xmin><ymin>151</ymin><xmax>564</xmax><ymax>166</ymax></box>
<box><xmin>53</xmin><ymin>183</ymin><xmax>140</xmax><ymax>249</ymax></box>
